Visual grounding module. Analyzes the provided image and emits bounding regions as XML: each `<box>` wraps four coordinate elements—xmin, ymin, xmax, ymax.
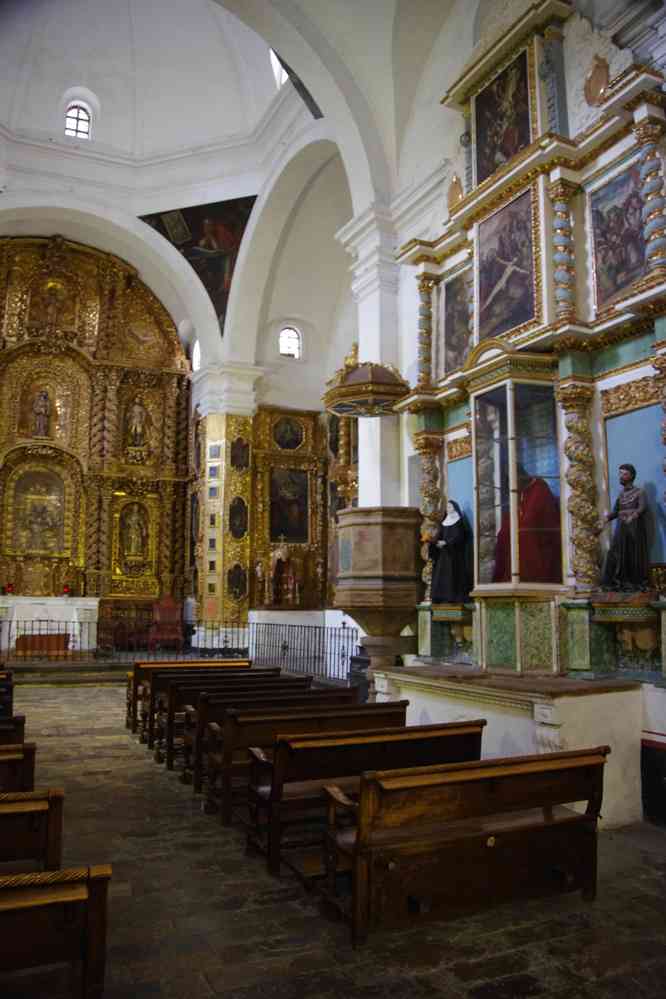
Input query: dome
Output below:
<box><xmin>0</xmin><ymin>0</ymin><xmax>279</xmax><ymax>160</ymax></box>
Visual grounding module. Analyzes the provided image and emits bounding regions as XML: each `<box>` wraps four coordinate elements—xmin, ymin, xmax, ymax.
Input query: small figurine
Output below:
<box><xmin>429</xmin><ymin>500</ymin><xmax>472</xmax><ymax>604</ymax></box>
<box><xmin>598</xmin><ymin>463</ymin><xmax>649</xmax><ymax>592</ymax></box>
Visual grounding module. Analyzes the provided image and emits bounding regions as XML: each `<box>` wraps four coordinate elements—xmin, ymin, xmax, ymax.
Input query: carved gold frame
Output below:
<box><xmin>110</xmin><ymin>492</ymin><xmax>160</xmax><ymax>596</ymax></box>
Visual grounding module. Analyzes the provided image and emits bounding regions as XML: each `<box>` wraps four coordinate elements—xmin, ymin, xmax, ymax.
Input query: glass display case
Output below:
<box><xmin>474</xmin><ymin>382</ymin><xmax>561</xmax><ymax>586</ymax></box>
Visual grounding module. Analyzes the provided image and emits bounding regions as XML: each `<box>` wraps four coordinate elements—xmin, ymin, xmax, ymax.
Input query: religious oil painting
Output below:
<box><xmin>229</xmin><ymin>496</ymin><xmax>248</xmax><ymax>540</ymax></box>
<box><xmin>269</xmin><ymin>468</ymin><xmax>309</xmax><ymax>544</ymax></box>
<box><xmin>478</xmin><ymin>189</ymin><xmax>535</xmax><ymax>341</ymax></box>
<box><xmin>13</xmin><ymin>469</ymin><xmax>65</xmax><ymax>555</ymax></box>
<box><xmin>590</xmin><ymin>165</ymin><xmax>646</xmax><ymax>309</ymax></box>
<box><xmin>141</xmin><ymin>196</ymin><xmax>255</xmax><ymax>334</ymax></box>
<box><xmin>474</xmin><ymin>50</ymin><xmax>531</xmax><ymax>185</ymax></box>
<box><xmin>272</xmin><ymin>416</ymin><xmax>304</xmax><ymax>451</ymax></box>
<box><xmin>442</xmin><ymin>271</ymin><xmax>471</xmax><ymax>373</ymax></box>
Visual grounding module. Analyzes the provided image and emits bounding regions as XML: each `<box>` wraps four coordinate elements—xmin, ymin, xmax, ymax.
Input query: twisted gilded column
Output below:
<box><xmin>413</xmin><ymin>430</ymin><xmax>444</xmax><ymax>602</ymax></box>
<box><xmin>98</xmin><ymin>483</ymin><xmax>113</xmax><ymax>595</ymax></box>
<box><xmin>159</xmin><ymin>482</ymin><xmax>174</xmax><ymax>595</ymax></box>
<box><xmin>417</xmin><ymin>275</ymin><xmax>437</xmax><ymax>389</ymax></box>
<box><xmin>102</xmin><ymin>368</ymin><xmax>121</xmax><ymax>463</ymax></box>
<box><xmin>175</xmin><ymin>377</ymin><xmax>190</xmax><ymax>471</ymax></box>
<box><xmin>634</xmin><ymin>119</ymin><xmax>666</xmax><ymax>276</ymax></box>
<box><xmin>653</xmin><ymin>352</ymin><xmax>666</xmax><ymax>506</ymax></box>
<box><xmin>89</xmin><ymin>369</ymin><xmax>107</xmax><ymax>468</ymax></box>
<box><xmin>556</xmin><ymin>383</ymin><xmax>599</xmax><ymax>590</ymax></box>
<box><xmin>548</xmin><ymin>179</ymin><xmax>579</xmax><ymax>322</ymax></box>
<box><xmin>84</xmin><ymin>475</ymin><xmax>101</xmax><ymax>595</ymax></box>
<box><xmin>162</xmin><ymin>374</ymin><xmax>179</xmax><ymax>471</ymax></box>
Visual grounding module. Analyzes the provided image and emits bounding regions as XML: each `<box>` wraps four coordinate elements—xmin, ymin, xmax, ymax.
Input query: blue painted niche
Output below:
<box><xmin>605</xmin><ymin>403</ymin><xmax>665</xmax><ymax>563</ymax></box>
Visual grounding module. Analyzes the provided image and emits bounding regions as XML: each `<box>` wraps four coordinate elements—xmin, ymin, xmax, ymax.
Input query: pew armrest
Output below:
<box><xmin>249</xmin><ymin>746</ymin><xmax>270</xmax><ymax>766</ymax></box>
<box><xmin>207</xmin><ymin>722</ymin><xmax>223</xmax><ymax>753</ymax></box>
<box><xmin>325</xmin><ymin>784</ymin><xmax>358</xmax><ymax>827</ymax></box>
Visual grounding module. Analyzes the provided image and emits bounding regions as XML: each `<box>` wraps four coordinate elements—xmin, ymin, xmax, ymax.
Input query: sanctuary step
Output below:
<box><xmin>10</xmin><ymin>660</ymin><xmax>128</xmax><ymax>686</ymax></box>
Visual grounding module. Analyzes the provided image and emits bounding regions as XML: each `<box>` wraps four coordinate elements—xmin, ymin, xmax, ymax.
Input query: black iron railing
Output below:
<box><xmin>1</xmin><ymin>618</ymin><xmax>359</xmax><ymax>683</ymax></box>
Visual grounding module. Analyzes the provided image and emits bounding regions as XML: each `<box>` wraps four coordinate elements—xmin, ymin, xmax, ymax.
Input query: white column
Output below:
<box><xmin>337</xmin><ymin>205</ymin><xmax>402</xmax><ymax>507</ymax></box>
<box><xmin>192</xmin><ymin>362</ymin><xmax>265</xmax><ymax>417</ymax></box>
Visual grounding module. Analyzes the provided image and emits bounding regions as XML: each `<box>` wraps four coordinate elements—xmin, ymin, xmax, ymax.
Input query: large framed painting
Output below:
<box><xmin>141</xmin><ymin>196</ymin><xmax>255</xmax><ymax>334</ymax></box>
<box><xmin>477</xmin><ymin>188</ymin><xmax>536</xmax><ymax>341</ymax></box>
<box><xmin>269</xmin><ymin>468</ymin><xmax>309</xmax><ymax>544</ymax></box>
<box><xmin>590</xmin><ymin>165</ymin><xmax>646</xmax><ymax>310</ymax></box>
<box><xmin>441</xmin><ymin>270</ymin><xmax>471</xmax><ymax>374</ymax></box>
<box><xmin>474</xmin><ymin>49</ymin><xmax>531</xmax><ymax>186</ymax></box>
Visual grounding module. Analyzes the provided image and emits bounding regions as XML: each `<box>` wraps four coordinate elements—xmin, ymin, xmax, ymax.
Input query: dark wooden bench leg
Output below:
<box><xmin>82</xmin><ymin>868</ymin><xmax>109</xmax><ymax>999</ymax></box>
<box><xmin>267</xmin><ymin>808</ymin><xmax>282</xmax><ymax>876</ymax></box>
<box><xmin>351</xmin><ymin>857</ymin><xmax>369</xmax><ymax>948</ymax></box>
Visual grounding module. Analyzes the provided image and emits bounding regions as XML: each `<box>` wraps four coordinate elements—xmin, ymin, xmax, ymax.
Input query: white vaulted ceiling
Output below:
<box><xmin>0</xmin><ymin>0</ymin><xmax>278</xmax><ymax>161</ymax></box>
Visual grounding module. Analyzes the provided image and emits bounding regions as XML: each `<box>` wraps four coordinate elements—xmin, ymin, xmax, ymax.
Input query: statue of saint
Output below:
<box><xmin>32</xmin><ymin>389</ymin><xmax>51</xmax><ymax>438</ymax></box>
<box><xmin>126</xmin><ymin>399</ymin><xmax>148</xmax><ymax>448</ymax></box>
<box><xmin>598</xmin><ymin>463</ymin><xmax>649</xmax><ymax>591</ymax></box>
<box><xmin>429</xmin><ymin>500</ymin><xmax>472</xmax><ymax>604</ymax></box>
<box><xmin>121</xmin><ymin>504</ymin><xmax>147</xmax><ymax>558</ymax></box>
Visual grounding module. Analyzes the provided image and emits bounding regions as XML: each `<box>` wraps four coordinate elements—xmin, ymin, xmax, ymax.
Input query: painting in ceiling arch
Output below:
<box><xmin>141</xmin><ymin>196</ymin><xmax>256</xmax><ymax>336</ymax></box>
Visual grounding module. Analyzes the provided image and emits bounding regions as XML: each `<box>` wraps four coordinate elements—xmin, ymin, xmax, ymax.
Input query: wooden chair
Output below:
<box><xmin>323</xmin><ymin>745</ymin><xmax>610</xmax><ymax>945</ymax></box>
<box><xmin>147</xmin><ymin>596</ymin><xmax>184</xmax><ymax>653</ymax></box>
<box><xmin>0</xmin><ymin>864</ymin><xmax>112</xmax><ymax>998</ymax></box>
<box><xmin>0</xmin><ymin>789</ymin><xmax>63</xmax><ymax>870</ymax></box>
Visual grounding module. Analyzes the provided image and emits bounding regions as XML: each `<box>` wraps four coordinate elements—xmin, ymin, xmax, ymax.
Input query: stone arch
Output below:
<box><xmin>222</xmin><ymin>124</ymin><xmax>351</xmax><ymax>366</ymax></box>
<box><xmin>211</xmin><ymin>0</ymin><xmax>391</xmax><ymax>211</ymax></box>
<box><xmin>0</xmin><ymin>193</ymin><xmax>222</xmax><ymax>366</ymax></box>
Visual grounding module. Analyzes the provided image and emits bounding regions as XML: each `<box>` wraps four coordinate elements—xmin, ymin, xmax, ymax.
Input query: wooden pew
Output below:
<box><xmin>206</xmin><ymin>700</ymin><xmax>409</xmax><ymax>825</ymax></box>
<box><xmin>188</xmin><ymin>686</ymin><xmax>360</xmax><ymax>792</ymax></box>
<box><xmin>247</xmin><ymin>720</ymin><xmax>486</xmax><ymax>875</ymax></box>
<box><xmin>0</xmin><ymin>715</ymin><xmax>25</xmax><ymax>746</ymax></box>
<box><xmin>128</xmin><ymin>658</ymin><xmax>251</xmax><ymax>733</ymax></box>
<box><xmin>0</xmin><ymin>789</ymin><xmax>63</xmax><ymax>871</ymax></box>
<box><xmin>147</xmin><ymin>667</ymin><xmax>295</xmax><ymax>751</ymax></box>
<box><xmin>0</xmin><ymin>864</ymin><xmax>112</xmax><ymax>998</ymax></box>
<box><xmin>0</xmin><ymin>670</ymin><xmax>13</xmax><ymax>720</ymax></box>
<box><xmin>0</xmin><ymin>743</ymin><xmax>36</xmax><ymax>792</ymax></box>
<box><xmin>323</xmin><ymin>745</ymin><xmax>610</xmax><ymax>945</ymax></box>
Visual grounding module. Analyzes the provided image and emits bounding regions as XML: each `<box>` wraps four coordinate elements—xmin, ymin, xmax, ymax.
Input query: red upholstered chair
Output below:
<box><xmin>147</xmin><ymin>596</ymin><xmax>184</xmax><ymax>653</ymax></box>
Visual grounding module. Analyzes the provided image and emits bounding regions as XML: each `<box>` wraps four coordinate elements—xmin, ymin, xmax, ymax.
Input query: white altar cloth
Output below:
<box><xmin>0</xmin><ymin>596</ymin><xmax>100</xmax><ymax>652</ymax></box>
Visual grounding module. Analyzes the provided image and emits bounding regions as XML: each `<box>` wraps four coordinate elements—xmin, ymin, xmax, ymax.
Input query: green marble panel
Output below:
<box><xmin>520</xmin><ymin>602</ymin><xmax>553</xmax><ymax>672</ymax></box>
<box><xmin>417</xmin><ymin>606</ymin><xmax>431</xmax><ymax>657</ymax></box>
<box><xmin>592</xmin><ymin>328</ymin><xmax>655</xmax><ymax>377</ymax></box>
<box><xmin>486</xmin><ymin>602</ymin><xmax>517</xmax><ymax>670</ymax></box>
<box><xmin>558</xmin><ymin>351</ymin><xmax>592</xmax><ymax>380</ymax></box>
<box><xmin>444</xmin><ymin>401</ymin><xmax>471</xmax><ymax>429</ymax></box>
<box><xmin>431</xmin><ymin>620</ymin><xmax>453</xmax><ymax>658</ymax></box>
<box><xmin>562</xmin><ymin>603</ymin><xmax>592</xmax><ymax>672</ymax></box>
<box><xmin>589</xmin><ymin>621</ymin><xmax>617</xmax><ymax>673</ymax></box>
<box><xmin>558</xmin><ymin>606</ymin><xmax>570</xmax><ymax>672</ymax></box>
<box><xmin>415</xmin><ymin>408</ymin><xmax>445</xmax><ymax>432</ymax></box>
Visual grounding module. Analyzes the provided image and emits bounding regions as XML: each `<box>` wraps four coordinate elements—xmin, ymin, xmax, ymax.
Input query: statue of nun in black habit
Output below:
<box><xmin>429</xmin><ymin>500</ymin><xmax>472</xmax><ymax>604</ymax></box>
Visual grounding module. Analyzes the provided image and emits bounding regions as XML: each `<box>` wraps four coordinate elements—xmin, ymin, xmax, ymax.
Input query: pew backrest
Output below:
<box><xmin>355</xmin><ymin>745</ymin><xmax>611</xmax><ymax>846</ymax></box>
<box><xmin>269</xmin><ymin>720</ymin><xmax>487</xmax><ymax>801</ymax></box>
<box><xmin>0</xmin><ymin>713</ymin><xmax>25</xmax><ymax>745</ymax></box>
<box><xmin>130</xmin><ymin>658</ymin><xmax>251</xmax><ymax>730</ymax></box>
<box><xmin>0</xmin><ymin>787</ymin><xmax>64</xmax><ymax>869</ymax></box>
<box><xmin>0</xmin><ymin>741</ymin><xmax>36</xmax><ymax>791</ymax></box>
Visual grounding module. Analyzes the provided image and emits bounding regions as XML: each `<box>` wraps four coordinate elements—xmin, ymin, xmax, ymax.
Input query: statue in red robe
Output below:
<box><xmin>493</xmin><ymin>474</ymin><xmax>561</xmax><ymax>584</ymax></box>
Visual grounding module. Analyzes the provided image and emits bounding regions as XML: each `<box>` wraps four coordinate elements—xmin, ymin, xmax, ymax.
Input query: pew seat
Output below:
<box><xmin>0</xmin><ymin>715</ymin><xmax>25</xmax><ymax>746</ymax></box>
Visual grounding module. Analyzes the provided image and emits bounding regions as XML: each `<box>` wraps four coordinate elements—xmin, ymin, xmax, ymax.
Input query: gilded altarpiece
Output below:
<box><xmin>251</xmin><ymin>407</ymin><xmax>327</xmax><ymax>610</ymax></box>
<box><xmin>0</xmin><ymin>236</ymin><xmax>191</xmax><ymax>603</ymax></box>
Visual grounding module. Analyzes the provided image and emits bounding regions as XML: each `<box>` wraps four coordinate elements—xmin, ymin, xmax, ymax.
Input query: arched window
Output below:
<box><xmin>64</xmin><ymin>101</ymin><xmax>92</xmax><ymax>139</ymax></box>
<box><xmin>270</xmin><ymin>50</ymin><xmax>289</xmax><ymax>89</ymax></box>
<box><xmin>278</xmin><ymin>326</ymin><xmax>301</xmax><ymax>359</ymax></box>
<box><xmin>192</xmin><ymin>339</ymin><xmax>201</xmax><ymax>372</ymax></box>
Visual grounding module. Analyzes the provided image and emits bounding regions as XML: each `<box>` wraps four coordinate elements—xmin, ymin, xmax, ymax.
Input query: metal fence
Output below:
<box><xmin>1</xmin><ymin>618</ymin><xmax>359</xmax><ymax>683</ymax></box>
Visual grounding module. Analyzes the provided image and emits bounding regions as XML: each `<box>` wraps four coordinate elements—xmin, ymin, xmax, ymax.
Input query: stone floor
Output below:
<box><xmin>2</xmin><ymin>684</ymin><xmax>666</xmax><ymax>999</ymax></box>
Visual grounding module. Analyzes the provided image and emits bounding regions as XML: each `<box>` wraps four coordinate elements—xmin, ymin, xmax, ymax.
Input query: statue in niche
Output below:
<box><xmin>31</xmin><ymin>390</ymin><xmax>52</xmax><ymax>438</ymax></box>
<box><xmin>121</xmin><ymin>504</ymin><xmax>147</xmax><ymax>559</ymax></box>
<box><xmin>126</xmin><ymin>399</ymin><xmax>149</xmax><ymax>449</ymax></box>
<box><xmin>598</xmin><ymin>463</ymin><xmax>649</xmax><ymax>592</ymax></box>
<box><xmin>429</xmin><ymin>500</ymin><xmax>472</xmax><ymax>604</ymax></box>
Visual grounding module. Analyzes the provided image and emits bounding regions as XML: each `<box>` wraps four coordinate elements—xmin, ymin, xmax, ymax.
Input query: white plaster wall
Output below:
<box><xmin>563</xmin><ymin>13</ymin><xmax>632</xmax><ymax>138</ymax></box>
<box><xmin>256</xmin><ymin>154</ymin><xmax>354</xmax><ymax>410</ymax></box>
<box><xmin>0</xmin><ymin>0</ymin><xmax>276</xmax><ymax>159</ymax></box>
<box><xmin>643</xmin><ymin>683</ymin><xmax>666</xmax><ymax>747</ymax></box>
<box><xmin>556</xmin><ymin>689</ymin><xmax>642</xmax><ymax>827</ymax></box>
